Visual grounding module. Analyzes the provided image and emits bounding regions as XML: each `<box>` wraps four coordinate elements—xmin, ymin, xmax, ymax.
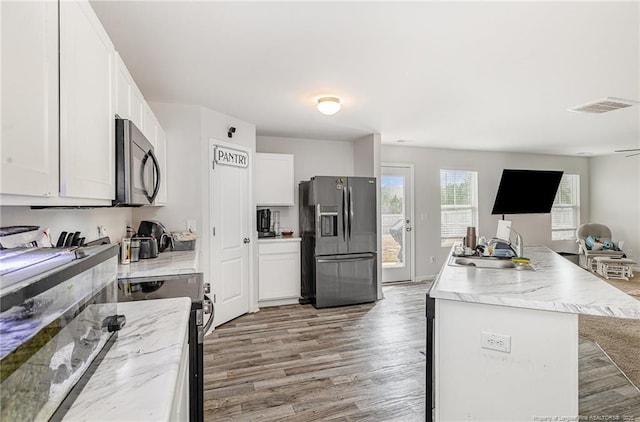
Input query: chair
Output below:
<box><xmin>576</xmin><ymin>223</ymin><xmax>624</xmax><ymax>271</ymax></box>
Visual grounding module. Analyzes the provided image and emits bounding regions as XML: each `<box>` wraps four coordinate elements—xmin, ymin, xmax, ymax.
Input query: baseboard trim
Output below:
<box><xmin>258</xmin><ymin>297</ymin><xmax>300</xmax><ymax>308</ymax></box>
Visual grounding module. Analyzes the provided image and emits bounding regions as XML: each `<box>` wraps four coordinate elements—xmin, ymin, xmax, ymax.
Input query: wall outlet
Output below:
<box><xmin>430</xmin><ymin>256</ymin><xmax>436</xmax><ymax>264</ymax></box>
<box><xmin>481</xmin><ymin>331</ymin><xmax>511</xmax><ymax>353</ymax></box>
<box><xmin>186</xmin><ymin>219</ymin><xmax>197</xmax><ymax>233</ymax></box>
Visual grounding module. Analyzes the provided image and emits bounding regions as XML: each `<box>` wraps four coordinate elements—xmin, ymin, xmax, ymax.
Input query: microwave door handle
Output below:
<box><xmin>141</xmin><ymin>150</ymin><xmax>161</xmax><ymax>203</ymax></box>
<box><xmin>148</xmin><ymin>149</ymin><xmax>161</xmax><ymax>203</ymax></box>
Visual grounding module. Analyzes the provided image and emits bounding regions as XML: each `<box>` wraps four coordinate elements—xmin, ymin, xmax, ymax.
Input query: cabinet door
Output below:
<box><xmin>1</xmin><ymin>1</ymin><xmax>59</xmax><ymax>197</ymax></box>
<box><xmin>59</xmin><ymin>0</ymin><xmax>115</xmax><ymax>200</ymax></box>
<box><xmin>130</xmin><ymin>84</ymin><xmax>144</xmax><ymax>131</ymax></box>
<box><xmin>258</xmin><ymin>242</ymin><xmax>301</xmax><ymax>300</ymax></box>
<box><xmin>115</xmin><ymin>52</ymin><xmax>144</xmax><ymax>131</ymax></box>
<box><xmin>255</xmin><ymin>153</ymin><xmax>294</xmax><ymax>206</ymax></box>
<box><xmin>142</xmin><ymin>102</ymin><xmax>157</xmax><ymax>147</ymax></box>
<box><xmin>115</xmin><ymin>53</ymin><xmax>131</xmax><ymax>120</ymax></box>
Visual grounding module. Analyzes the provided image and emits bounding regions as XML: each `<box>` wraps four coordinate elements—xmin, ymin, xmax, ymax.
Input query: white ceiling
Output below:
<box><xmin>90</xmin><ymin>1</ymin><xmax>640</xmax><ymax>156</ymax></box>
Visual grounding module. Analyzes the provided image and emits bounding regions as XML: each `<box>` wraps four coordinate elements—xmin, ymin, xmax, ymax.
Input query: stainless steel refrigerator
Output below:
<box><xmin>299</xmin><ymin>176</ymin><xmax>377</xmax><ymax>308</ymax></box>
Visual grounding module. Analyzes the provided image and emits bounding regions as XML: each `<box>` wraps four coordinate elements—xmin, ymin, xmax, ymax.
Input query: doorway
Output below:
<box><xmin>381</xmin><ymin>164</ymin><xmax>414</xmax><ymax>283</ymax></box>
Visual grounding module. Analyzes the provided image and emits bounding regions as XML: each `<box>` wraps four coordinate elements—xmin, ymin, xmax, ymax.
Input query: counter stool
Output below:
<box><xmin>593</xmin><ymin>256</ymin><xmax>636</xmax><ymax>281</ymax></box>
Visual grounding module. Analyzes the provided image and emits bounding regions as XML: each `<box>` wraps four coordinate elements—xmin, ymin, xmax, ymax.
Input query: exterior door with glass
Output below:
<box><xmin>381</xmin><ymin>164</ymin><xmax>413</xmax><ymax>282</ymax></box>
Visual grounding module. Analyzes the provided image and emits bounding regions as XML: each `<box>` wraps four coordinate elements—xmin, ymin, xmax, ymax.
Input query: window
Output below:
<box><xmin>551</xmin><ymin>174</ymin><xmax>580</xmax><ymax>241</ymax></box>
<box><xmin>440</xmin><ymin>170</ymin><xmax>478</xmax><ymax>246</ymax></box>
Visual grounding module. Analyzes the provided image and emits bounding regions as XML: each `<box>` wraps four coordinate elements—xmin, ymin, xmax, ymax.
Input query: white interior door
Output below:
<box><xmin>210</xmin><ymin>141</ymin><xmax>250</xmax><ymax>326</ymax></box>
<box><xmin>381</xmin><ymin>164</ymin><xmax>413</xmax><ymax>283</ymax></box>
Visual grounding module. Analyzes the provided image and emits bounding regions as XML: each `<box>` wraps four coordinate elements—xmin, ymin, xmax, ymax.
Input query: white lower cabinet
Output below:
<box><xmin>258</xmin><ymin>239</ymin><xmax>301</xmax><ymax>306</ymax></box>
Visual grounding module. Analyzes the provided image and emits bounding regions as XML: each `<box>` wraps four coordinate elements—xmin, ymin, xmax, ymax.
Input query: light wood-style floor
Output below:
<box><xmin>204</xmin><ymin>282</ymin><xmax>640</xmax><ymax>421</ymax></box>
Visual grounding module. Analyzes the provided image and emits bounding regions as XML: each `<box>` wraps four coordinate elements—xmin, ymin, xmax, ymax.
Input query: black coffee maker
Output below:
<box><xmin>257</xmin><ymin>209</ymin><xmax>275</xmax><ymax>238</ymax></box>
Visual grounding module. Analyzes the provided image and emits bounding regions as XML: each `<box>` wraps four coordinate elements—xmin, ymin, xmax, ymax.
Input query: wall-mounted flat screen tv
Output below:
<box><xmin>491</xmin><ymin>169</ymin><xmax>564</xmax><ymax>215</ymax></box>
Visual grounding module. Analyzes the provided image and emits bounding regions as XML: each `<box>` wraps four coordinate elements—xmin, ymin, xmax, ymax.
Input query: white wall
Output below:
<box><xmin>382</xmin><ymin>145</ymin><xmax>590</xmax><ymax>279</ymax></box>
<box><xmin>256</xmin><ymin>136</ymin><xmax>355</xmax><ymax>235</ymax></box>
<box><xmin>589</xmin><ymin>154</ymin><xmax>639</xmax><ymax>263</ymax></box>
<box><xmin>0</xmin><ymin>206</ymin><xmax>132</xmax><ymax>245</ymax></box>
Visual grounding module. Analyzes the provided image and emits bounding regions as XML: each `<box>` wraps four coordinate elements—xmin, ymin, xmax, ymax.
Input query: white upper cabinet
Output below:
<box><xmin>115</xmin><ymin>53</ymin><xmax>131</xmax><ymax>120</ymax></box>
<box><xmin>0</xmin><ymin>1</ymin><xmax>59</xmax><ymax>197</ymax></box>
<box><xmin>59</xmin><ymin>0</ymin><xmax>115</xmax><ymax>200</ymax></box>
<box><xmin>130</xmin><ymin>84</ymin><xmax>144</xmax><ymax>131</ymax></box>
<box><xmin>142</xmin><ymin>102</ymin><xmax>157</xmax><ymax>147</ymax></box>
<box><xmin>115</xmin><ymin>52</ymin><xmax>144</xmax><ymax>131</ymax></box>
<box><xmin>255</xmin><ymin>153</ymin><xmax>295</xmax><ymax>206</ymax></box>
<box><xmin>1</xmin><ymin>0</ymin><xmax>167</xmax><ymax>206</ymax></box>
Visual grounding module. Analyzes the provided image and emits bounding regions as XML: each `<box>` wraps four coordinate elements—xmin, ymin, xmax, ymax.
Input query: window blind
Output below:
<box><xmin>552</xmin><ymin>174</ymin><xmax>580</xmax><ymax>241</ymax></box>
<box><xmin>440</xmin><ymin>170</ymin><xmax>478</xmax><ymax>245</ymax></box>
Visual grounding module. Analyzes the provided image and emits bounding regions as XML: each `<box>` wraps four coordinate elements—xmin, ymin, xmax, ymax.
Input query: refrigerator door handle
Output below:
<box><xmin>317</xmin><ymin>254</ymin><xmax>375</xmax><ymax>263</ymax></box>
<box><xmin>315</xmin><ymin>204</ymin><xmax>321</xmax><ymax>237</ymax></box>
<box><xmin>342</xmin><ymin>186</ymin><xmax>348</xmax><ymax>241</ymax></box>
<box><xmin>348</xmin><ymin>185</ymin><xmax>353</xmax><ymax>240</ymax></box>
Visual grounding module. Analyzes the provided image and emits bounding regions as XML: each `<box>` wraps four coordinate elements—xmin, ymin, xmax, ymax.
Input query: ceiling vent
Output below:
<box><xmin>568</xmin><ymin>97</ymin><xmax>639</xmax><ymax>113</ymax></box>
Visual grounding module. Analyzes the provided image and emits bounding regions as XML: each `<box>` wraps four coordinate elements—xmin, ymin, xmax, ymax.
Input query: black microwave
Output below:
<box><xmin>113</xmin><ymin>118</ymin><xmax>160</xmax><ymax>206</ymax></box>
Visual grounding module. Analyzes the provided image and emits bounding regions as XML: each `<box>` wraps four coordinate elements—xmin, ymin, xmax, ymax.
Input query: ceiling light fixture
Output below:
<box><xmin>317</xmin><ymin>96</ymin><xmax>341</xmax><ymax>115</ymax></box>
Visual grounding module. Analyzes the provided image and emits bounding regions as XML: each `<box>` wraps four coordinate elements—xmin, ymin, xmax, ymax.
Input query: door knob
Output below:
<box><xmin>406</xmin><ymin>227</ymin><xmax>412</xmax><ymax>232</ymax></box>
<box><xmin>243</xmin><ymin>237</ymin><xmax>251</xmax><ymax>244</ymax></box>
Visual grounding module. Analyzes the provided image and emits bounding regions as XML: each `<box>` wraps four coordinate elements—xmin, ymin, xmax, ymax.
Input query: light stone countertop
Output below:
<box><xmin>429</xmin><ymin>245</ymin><xmax>640</xmax><ymax>319</ymax></box>
<box><xmin>257</xmin><ymin>236</ymin><xmax>301</xmax><ymax>243</ymax></box>
<box><xmin>62</xmin><ymin>297</ymin><xmax>192</xmax><ymax>421</ymax></box>
<box><xmin>117</xmin><ymin>250</ymin><xmax>199</xmax><ymax>278</ymax></box>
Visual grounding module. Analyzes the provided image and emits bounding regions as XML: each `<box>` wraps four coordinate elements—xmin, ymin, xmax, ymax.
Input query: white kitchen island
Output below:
<box><xmin>428</xmin><ymin>245</ymin><xmax>640</xmax><ymax>421</ymax></box>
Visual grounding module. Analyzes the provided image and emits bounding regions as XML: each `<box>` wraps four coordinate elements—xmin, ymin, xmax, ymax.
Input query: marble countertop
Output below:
<box><xmin>429</xmin><ymin>245</ymin><xmax>640</xmax><ymax>319</ymax></box>
<box><xmin>117</xmin><ymin>250</ymin><xmax>199</xmax><ymax>278</ymax></box>
<box><xmin>257</xmin><ymin>236</ymin><xmax>301</xmax><ymax>243</ymax></box>
<box><xmin>62</xmin><ymin>297</ymin><xmax>192</xmax><ymax>421</ymax></box>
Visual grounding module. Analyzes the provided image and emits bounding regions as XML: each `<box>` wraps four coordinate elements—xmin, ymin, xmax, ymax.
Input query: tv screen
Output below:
<box><xmin>491</xmin><ymin>169</ymin><xmax>564</xmax><ymax>215</ymax></box>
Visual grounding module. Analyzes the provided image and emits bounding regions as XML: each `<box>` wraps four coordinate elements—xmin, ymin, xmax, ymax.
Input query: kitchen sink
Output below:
<box><xmin>449</xmin><ymin>256</ymin><xmax>534</xmax><ymax>271</ymax></box>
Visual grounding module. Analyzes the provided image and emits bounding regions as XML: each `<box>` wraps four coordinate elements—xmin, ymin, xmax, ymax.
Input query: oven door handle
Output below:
<box><xmin>202</xmin><ymin>294</ymin><xmax>215</xmax><ymax>334</ymax></box>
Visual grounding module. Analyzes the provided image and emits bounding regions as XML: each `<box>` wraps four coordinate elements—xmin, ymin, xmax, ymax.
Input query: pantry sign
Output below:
<box><xmin>215</xmin><ymin>146</ymin><xmax>248</xmax><ymax>168</ymax></box>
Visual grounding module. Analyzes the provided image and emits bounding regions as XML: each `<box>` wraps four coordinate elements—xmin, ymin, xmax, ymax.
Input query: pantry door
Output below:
<box><xmin>210</xmin><ymin>140</ymin><xmax>251</xmax><ymax>326</ymax></box>
<box><xmin>381</xmin><ymin>164</ymin><xmax>414</xmax><ymax>283</ymax></box>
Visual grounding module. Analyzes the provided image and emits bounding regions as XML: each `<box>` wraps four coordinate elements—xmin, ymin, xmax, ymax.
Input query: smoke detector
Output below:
<box><xmin>568</xmin><ymin>97</ymin><xmax>639</xmax><ymax>113</ymax></box>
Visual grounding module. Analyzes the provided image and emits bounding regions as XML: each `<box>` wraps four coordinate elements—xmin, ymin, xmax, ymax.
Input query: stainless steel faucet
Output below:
<box><xmin>510</xmin><ymin>229</ymin><xmax>524</xmax><ymax>258</ymax></box>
